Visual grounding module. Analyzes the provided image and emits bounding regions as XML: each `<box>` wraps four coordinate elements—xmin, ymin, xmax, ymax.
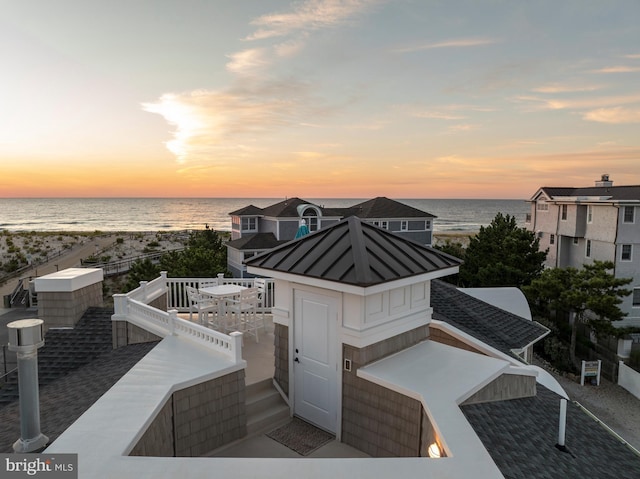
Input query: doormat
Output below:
<box><xmin>266</xmin><ymin>417</ymin><xmax>334</xmax><ymax>456</ymax></box>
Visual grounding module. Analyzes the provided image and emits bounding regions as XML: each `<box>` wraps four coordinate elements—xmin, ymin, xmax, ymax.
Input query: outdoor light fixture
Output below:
<box><xmin>428</xmin><ymin>442</ymin><xmax>441</xmax><ymax>458</ymax></box>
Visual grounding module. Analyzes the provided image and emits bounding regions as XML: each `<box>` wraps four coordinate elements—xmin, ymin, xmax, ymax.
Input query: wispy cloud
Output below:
<box><xmin>142</xmin><ymin>81</ymin><xmax>314</xmax><ymax>162</ymax></box>
<box><xmin>246</xmin><ymin>0</ymin><xmax>379</xmax><ymax>40</ymax></box>
<box><xmin>512</xmin><ymin>93</ymin><xmax>640</xmax><ymax>112</ymax></box>
<box><xmin>414</xmin><ymin>111</ymin><xmax>467</xmax><ymax>120</ymax></box>
<box><xmin>445</xmin><ymin>123</ymin><xmax>480</xmax><ymax>134</ymax></box>
<box><xmin>583</xmin><ymin>107</ymin><xmax>640</xmax><ymax>124</ymax></box>
<box><xmin>624</xmin><ymin>53</ymin><xmax>640</xmax><ymax>59</ymax></box>
<box><xmin>145</xmin><ymin>0</ymin><xmax>378</xmax><ymax>164</ymax></box>
<box><xmin>397</xmin><ymin>103</ymin><xmax>494</xmax><ymax>120</ymax></box>
<box><xmin>226</xmin><ymin>48</ymin><xmax>270</xmax><ymax>76</ymax></box>
<box><xmin>393</xmin><ymin>37</ymin><xmax>498</xmax><ymax>54</ymax></box>
<box><xmin>532</xmin><ymin>83</ymin><xmax>602</xmax><ymax>93</ymax></box>
<box><xmin>592</xmin><ymin>65</ymin><xmax>640</xmax><ymax>73</ymax></box>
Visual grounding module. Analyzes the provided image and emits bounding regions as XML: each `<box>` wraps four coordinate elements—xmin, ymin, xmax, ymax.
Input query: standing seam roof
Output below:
<box><xmin>245</xmin><ymin>216</ymin><xmax>461</xmax><ymax>287</ymax></box>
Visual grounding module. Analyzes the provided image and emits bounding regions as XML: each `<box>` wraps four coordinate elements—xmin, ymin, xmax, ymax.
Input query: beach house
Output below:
<box><xmin>3</xmin><ymin>216</ymin><xmax>640</xmax><ymax>478</ymax></box>
<box><xmin>526</xmin><ymin>174</ymin><xmax>640</xmax><ymax>327</ymax></box>
<box><xmin>226</xmin><ymin>197</ymin><xmax>436</xmax><ymax>277</ymax></box>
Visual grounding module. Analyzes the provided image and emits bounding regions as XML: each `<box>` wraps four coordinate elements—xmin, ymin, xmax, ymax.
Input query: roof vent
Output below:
<box><xmin>595</xmin><ymin>174</ymin><xmax>613</xmax><ymax>187</ymax></box>
<box><xmin>7</xmin><ymin>319</ymin><xmax>49</xmax><ymax>452</ymax></box>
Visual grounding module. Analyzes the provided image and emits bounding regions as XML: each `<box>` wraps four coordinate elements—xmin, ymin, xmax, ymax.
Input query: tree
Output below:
<box><xmin>459</xmin><ymin>213</ymin><xmax>547</xmax><ymax>288</ymax></box>
<box><xmin>125</xmin><ymin>258</ymin><xmax>161</xmax><ymax>291</ymax></box>
<box><xmin>524</xmin><ymin>261</ymin><xmax>632</xmax><ymax>367</ymax></box>
<box><xmin>433</xmin><ymin>240</ymin><xmax>465</xmax><ymax>285</ymax></box>
<box><xmin>160</xmin><ymin>229</ymin><xmax>228</xmax><ymax>278</ymax></box>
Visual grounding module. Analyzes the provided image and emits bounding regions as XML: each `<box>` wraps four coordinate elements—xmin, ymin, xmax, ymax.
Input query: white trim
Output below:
<box><xmin>621</xmin><ymin>244</ymin><xmax>633</xmax><ymax>262</ymax></box>
<box><xmin>247</xmin><ymin>266</ymin><xmax>460</xmax><ymax>296</ymax></box>
<box><xmin>632</xmin><ymin>287</ymin><xmax>640</xmax><ymax>308</ymax></box>
<box><xmin>623</xmin><ymin>205</ymin><xmax>636</xmax><ymax>224</ymax></box>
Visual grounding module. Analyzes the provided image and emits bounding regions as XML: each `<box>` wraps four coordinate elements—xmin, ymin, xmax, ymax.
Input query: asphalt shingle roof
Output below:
<box><xmin>431</xmin><ymin>280</ymin><xmax>549</xmax><ymax>357</ymax></box>
<box><xmin>336</xmin><ymin>196</ymin><xmax>436</xmax><ymax>219</ymax></box>
<box><xmin>228</xmin><ymin>205</ymin><xmax>264</xmax><ymax>216</ymax></box>
<box><xmin>0</xmin><ymin>307</ymin><xmax>158</xmax><ymax>452</ymax></box>
<box><xmin>462</xmin><ymin>385</ymin><xmax>640</xmax><ymax>479</ymax></box>
<box><xmin>0</xmin><ymin>307</ymin><xmax>115</xmax><ymax>405</ymax></box>
<box><xmin>540</xmin><ymin>185</ymin><xmax>640</xmax><ymax>201</ymax></box>
<box><xmin>246</xmin><ymin>216</ymin><xmax>461</xmax><ymax>287</ymax></box>
<box><xmin>225</xmin><ymin>233</ymin><xmax>288</xmax><ymax>251</ymax></box>
<box><xmin>229</xmin><ymin>197</ymin><xmax>437</xmax><ymax>219</ymax></box>
<box><xmin>231</xmin><ymin>197</ymin><xmax>344</xmax><ymax>218</ymax></box>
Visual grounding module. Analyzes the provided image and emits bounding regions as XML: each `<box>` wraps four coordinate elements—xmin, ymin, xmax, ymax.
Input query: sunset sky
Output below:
<box><xmin>2</xmin><ymin>1</ymin><xmax>640</xmax><ymax>199</ymax></box>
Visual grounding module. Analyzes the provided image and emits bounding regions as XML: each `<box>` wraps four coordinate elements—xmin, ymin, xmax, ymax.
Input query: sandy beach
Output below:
<box><xmin>0</xmin><ymin>231</ymin><xmax>187</xmax><ymax>298</ymax></box>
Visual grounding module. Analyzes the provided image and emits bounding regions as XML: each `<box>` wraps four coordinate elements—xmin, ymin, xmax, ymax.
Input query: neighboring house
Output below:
<box><xmin>226</xmin><ymin>197</ymin><xmax>436</xmax><ymax>277</ymax></box>
<box><xmin>526</xmin><ymin>175</ymin><xmax>640</xmax><ymax>327</ymax></box>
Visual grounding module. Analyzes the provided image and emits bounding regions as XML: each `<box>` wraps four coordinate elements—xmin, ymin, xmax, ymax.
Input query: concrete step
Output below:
<box><xmin>245</xmin><ymin>378</ymin><xmax>289</xmax><ymax>436</ymax></box>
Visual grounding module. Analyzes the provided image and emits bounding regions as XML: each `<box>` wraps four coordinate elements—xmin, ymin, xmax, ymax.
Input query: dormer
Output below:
<box><xmin>296</xmin><ymin>204</ymin><xmax>322</xmax><ymax>232</ymax></box>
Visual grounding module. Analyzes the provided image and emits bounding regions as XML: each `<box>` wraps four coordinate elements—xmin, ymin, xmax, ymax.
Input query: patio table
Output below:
<box><xmin>199</xmin><ymin>284</ymin><xmax>247</xmax><ymax>331</ymax></box>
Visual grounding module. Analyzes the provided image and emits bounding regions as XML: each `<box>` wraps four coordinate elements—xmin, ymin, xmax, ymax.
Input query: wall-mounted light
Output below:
<box><xmin>428</xmin><ymin>442</ymin><xmax>441</xmax><ymax>458</ymax></box>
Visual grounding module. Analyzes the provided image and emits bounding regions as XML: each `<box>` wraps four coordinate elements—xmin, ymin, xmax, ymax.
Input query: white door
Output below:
<box><xmin>293</xmin><ymin>290</ymin><xmax>338</xmax><ymax>433</ymax></box>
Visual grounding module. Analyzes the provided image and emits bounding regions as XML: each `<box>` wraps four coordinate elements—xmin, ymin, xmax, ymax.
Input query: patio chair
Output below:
<box><xmin>254</xmin><ymin>278</ymin><xmax>268</xmax><ymax>323</ymax></box>
<box><xmin>185</xmin><ymin>286</ymin><xmax>218</xmax><ymax>325</ymax></box>
<box><xmin>225</xmin><ymin>287</ymin><xmax>262</xmax><ymax>342</ymax></box>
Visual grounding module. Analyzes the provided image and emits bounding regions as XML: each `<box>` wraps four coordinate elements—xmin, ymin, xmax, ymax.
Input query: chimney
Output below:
<box><xmin>7</xmin><ymin>319</ymin><xmax>49</xmax><ymax>453</ymax></box>
<box><xmin>595</xmin><ymin>174</ymin><xmax>613</xmax><ymax>187</ymax></box>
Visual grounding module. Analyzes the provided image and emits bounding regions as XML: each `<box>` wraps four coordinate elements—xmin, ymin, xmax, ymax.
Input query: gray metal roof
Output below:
<box><xmin>431</xmin><ymin>280</ymin><xmax>549</xmax><ymax>357</ymax></box>
<box><xmin>245</xmin><ymin>216</ymin><xmax>461</xmax><ymax>287</ymax></box>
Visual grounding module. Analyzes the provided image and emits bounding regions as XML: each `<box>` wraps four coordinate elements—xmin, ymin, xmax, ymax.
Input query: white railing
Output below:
<box><xmin>165</xmin><ymin>275</ymin><xmax>274</xmax><ymax>312</ymax></box>
<box><xmin>126</xmin><ymin>271</ymin><xmax>169</xmax><ymax>304</ymax></box>
<box><xmin>112</xmin><ymin>272</ymin><xmax>246</xmax><ymax>364</ymax></box>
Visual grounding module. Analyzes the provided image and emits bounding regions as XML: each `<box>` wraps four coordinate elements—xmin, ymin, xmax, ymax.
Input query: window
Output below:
<box><xmin>586</xmin><ymin>239</ymin><xmax>592</xmax><ymax>258</ymax></box>
<box><xmin>426</xmin><ymin>220</ymin><xmax>432</xmax><ymax>230</ymax></box>
<box><xmin>550</xmin><ymin>234</ymin><xmax>555</xmax><ymax>245</ymax></box>
<box><xmin>537</xmin><ymin>201</ymin><xmax>549</xmax><ymax>211</ymax></box>
<box><xmin>561</xmin><ymin>204</ymin><xmax>567</xmax><ymax>221</ymax></box>
<box><xmin>302</xmin><ymin>208</ymin><xmax>319</xmax><ymax>232</ymax></box>
<box><xmin>621</xmin><ymin>244</ymin><xmax>632</xmax><ymax>261</ymax></box>
<box><xmin>241</xmin><ymin>217</ymin><xmax>257</xmax><ymax>231</ymax></box>
<box><xmin>373</xmin><ymin>221</ymin><xmax>388</xmax><ymax>229</ymax></box>
<box><xmin>400</xmin><ymin>220</ymin><xmax>408</xmax><ymax>231</ymax></box>
<box><xmin>573</xmin><ymin>237</ymin><xmax>579</xmax><ymax>246</ymax></box>
<box><xmin>587</xmin><ymin>205</ymin><xmax>593</xmax><ymax>223</ymax></box>
<box><xmin>623</xmin><ymin>206</ymin><xmax>635</xmax><ymax>224</ymax></box>
<box><xmin>633</xmin><ymin>288</ymin><xmax>640</xmax><ymax>307</ymax></box>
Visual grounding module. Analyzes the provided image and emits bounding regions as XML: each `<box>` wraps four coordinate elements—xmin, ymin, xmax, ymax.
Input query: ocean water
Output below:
<box><xmin>0</xmin><ymin>198</ymin><xmax>529</xmax><ymax>233</ymax></box>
